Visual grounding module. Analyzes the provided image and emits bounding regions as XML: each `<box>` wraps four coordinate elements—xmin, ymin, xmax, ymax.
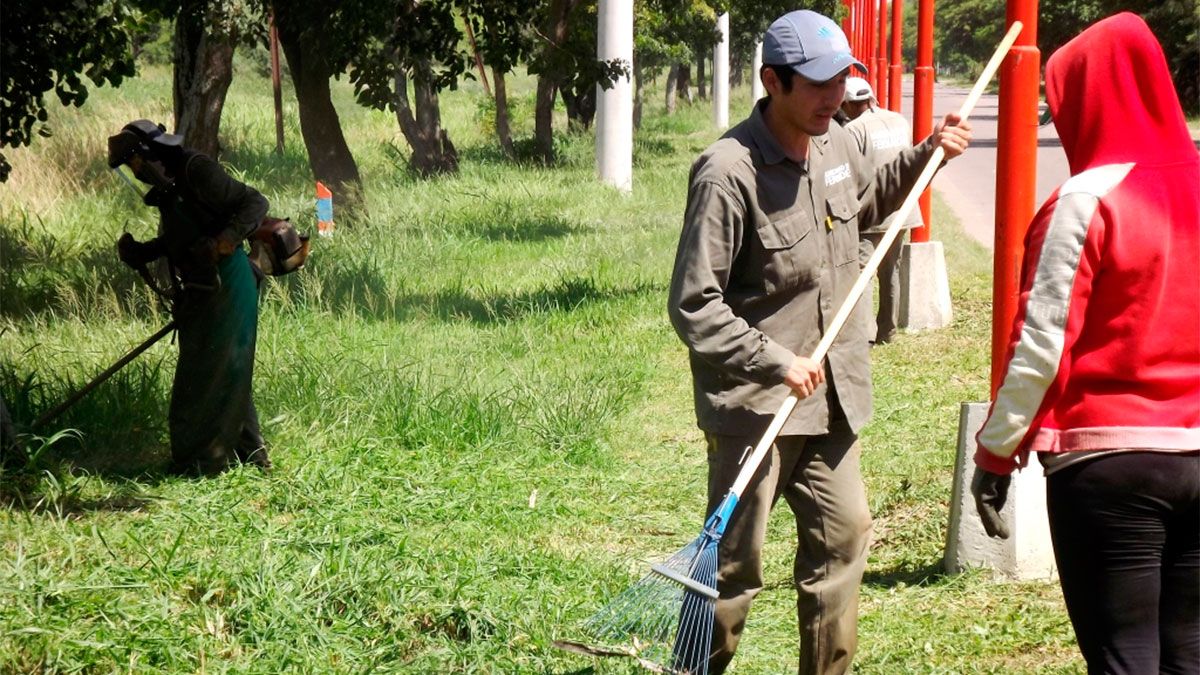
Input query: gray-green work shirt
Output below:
<box><xmin>668</xmin><ymin>99</ymin><xmax>936</xmax><ymax>436</ymax></box>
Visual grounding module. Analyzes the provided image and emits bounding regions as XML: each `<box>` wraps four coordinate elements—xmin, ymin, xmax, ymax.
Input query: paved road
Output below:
<box><xmin>893</xmin><ymin>77</ymin><xmax>1070</xmax><ymax>250</ymax></box>
<box><xmin>897</xmin><ymin>77</ymin><xmax>1199</xmax><ymax>249</ymax></box>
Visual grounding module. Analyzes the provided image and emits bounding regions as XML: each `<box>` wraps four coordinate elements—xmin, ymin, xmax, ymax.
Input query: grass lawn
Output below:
<box><xmin>0</xmin><ymin>56</ymin><xmax>1080</xmax><ymax>673</ymax></box>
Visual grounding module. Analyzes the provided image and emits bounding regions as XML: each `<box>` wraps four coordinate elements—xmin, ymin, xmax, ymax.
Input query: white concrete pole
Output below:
<box><xmin>751</xmin><ymin>40</ymin><xmax>764</xmax><ymax>101</ymax></box>
<box><xmin>596</xmin><ymin>0</ymin><xmax>633</xmax><ymax>192</ymax></box>
<box><xmin>713</xmin><ymin>13</ymin><xmax>730</xmax><ymax>129</ymax></box>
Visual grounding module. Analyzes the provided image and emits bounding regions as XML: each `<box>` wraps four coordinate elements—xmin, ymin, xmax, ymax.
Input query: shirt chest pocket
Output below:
<box><xmin>825</xmin><ymin>190</ymin><xmax>862</xmax><ymax>267</ymax></box>
<box><xmin>754</xmin><ymin>209</ymin><xmax>820</xmax><ymax>293</ymax></box>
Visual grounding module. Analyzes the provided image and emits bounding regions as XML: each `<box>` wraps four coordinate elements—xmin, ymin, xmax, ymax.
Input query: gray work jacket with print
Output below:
<box><xmin>845</xmin><ymin>106</ymin><xmax>927</xmax><ymax>234</ymax></box>
<box><xmin>668</xmin><ymin>98</ymin><xmax>937</xmax><ymax>436</ymax></box>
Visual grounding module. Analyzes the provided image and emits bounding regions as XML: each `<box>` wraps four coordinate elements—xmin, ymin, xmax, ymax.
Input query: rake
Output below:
<box><xmin>564</xmin><ymin>22</ymin><xmax>1024</xmax><ymax>675</ymax></box>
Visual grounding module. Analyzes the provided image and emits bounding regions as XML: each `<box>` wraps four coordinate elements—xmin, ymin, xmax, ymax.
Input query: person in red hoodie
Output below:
<box><xmin>970</xmin><ymin>13</ymin><xmax>1199</xmax><ymax>673</ymax></box>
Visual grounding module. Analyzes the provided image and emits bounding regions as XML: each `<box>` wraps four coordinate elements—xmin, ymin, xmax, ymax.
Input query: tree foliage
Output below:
<box><xmin>0</xmin><ymin>0</ymin><xmax>150</xmax><ymax>181</ymax></box>
<box><xmin>926</xmin><ymin>1</ymin><xmax>1196</xmax><ymax>114</ymax></box>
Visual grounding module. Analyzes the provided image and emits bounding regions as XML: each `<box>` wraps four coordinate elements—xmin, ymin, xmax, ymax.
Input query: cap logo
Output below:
<box><xmin>816</xmin><ymin>25</ymin><xmax>834</xmax><ymax>39</ymax></box>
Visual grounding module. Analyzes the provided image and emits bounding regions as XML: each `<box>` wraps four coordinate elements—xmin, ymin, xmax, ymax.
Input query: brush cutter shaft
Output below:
<box><xmin>32</xmin><ymin>321</ymin><xmax>177</xmax><ymax>430</ymax></box>
<box><xmin>728</xmin><ymin>23</ymin><xmax>1023</xmax><ymax>500</ymax></box>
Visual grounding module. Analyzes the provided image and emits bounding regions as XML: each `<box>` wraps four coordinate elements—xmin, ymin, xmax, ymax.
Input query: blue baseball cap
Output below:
<box><xmin>763</xmin><ymin>10</ymin><xmax>865</xmax><ymax>83</ymax></box>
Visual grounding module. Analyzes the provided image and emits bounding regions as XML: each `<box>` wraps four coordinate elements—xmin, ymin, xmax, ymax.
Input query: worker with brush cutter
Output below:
<box><xmin>668</xmin><ymin>10</ymin><xmax>972</xmax><ymax>674</ymax></box>
<box><xmin>108</xmin><ymin>120</ymin><xmax>272</xmax><ymax>476</ymax></box>
<box><xmin>971</xmin><ymin>13</ymin><xmax>1199</xmax><ymax>674</ymax></box>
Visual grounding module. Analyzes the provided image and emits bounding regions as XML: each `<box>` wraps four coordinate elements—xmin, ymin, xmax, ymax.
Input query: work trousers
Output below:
<box><xmin>858</xmin><ymin>231</ymin><xmax>904</xmax><ymax>344</ymax></box>
<box><xmin>704</xmin><ymin>416</ymin><xmax>872</xmax><ymax>675</ymax></box>
<box><xmin>1046</xmin><ymin>451</ymin><xmax>1200</xmax><ymax>675</ymax></box>
<box><xmin>169</xmin><ymin>249</ymin><xmax>265</xmax><ymax>475</ymax></box>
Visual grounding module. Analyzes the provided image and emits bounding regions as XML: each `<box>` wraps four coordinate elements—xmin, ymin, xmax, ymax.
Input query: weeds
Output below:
<box><xmin>0</xmin><ymin>62</ymin><xmax>1079</xmax><ymax>673</ymax></box>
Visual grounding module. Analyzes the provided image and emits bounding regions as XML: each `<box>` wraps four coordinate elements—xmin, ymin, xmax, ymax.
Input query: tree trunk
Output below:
<box><xmin>676</xmin><ymin>63</ymin><xmax>693</xmax><ymax>104</ymax></box>
<box><xmin>534</xmin><ymin>0</ymin><xmax>579</xmax><ymax>164</ymax></box>
<box><xmin>172</xmin><ymin>0</ymin><xmax>234</xmax><ymax>159</ymax></box>
<box><xmin>275</xmin><ymin>15</ymin><xmax>364</xmax><ymax>218</ymax></box>
<box><xmin>534</xmin><ymin>76</ymin><xmax>556</xmax><ymax>164</ymax></box>
<box><xmin>696</xmin><ymin>54</ymin><xmax>707</xmax><ymax>100</ymax></box>
<box><xmin>492</xmin><ymin>67</ymin><xmax>514</xmax><ymax>158</ymax></box>
<box><xmin>665</xmin><ymin>64</ymin><xmax>679</xmax><ymax>114</ymax></box>
<box><xmin>633</xmin><ymin>63</ymin><xmax>644</xmax><ymax>129</ymax></box>
<box><xmin>560</xmin><ymin>83</ymin><xmax>596</xmax><ymax>131</ymax></box>
<box><xmin>393</xmin><ymin>58</ymin><xmax>458</xmax><ymax>176</ymax></box>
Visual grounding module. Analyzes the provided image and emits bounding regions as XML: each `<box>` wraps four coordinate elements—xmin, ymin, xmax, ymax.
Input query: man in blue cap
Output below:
<box><xmin>667</xmin><ymin>10</ymin><xmax>971</xmax><ymax>673</ymax></box>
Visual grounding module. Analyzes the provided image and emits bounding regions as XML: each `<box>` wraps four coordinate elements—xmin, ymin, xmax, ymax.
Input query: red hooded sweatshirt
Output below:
<box><xmin>975</xmin><ymin>13</ymin><xmax>1200</xmax><ymax>475</ymax></box>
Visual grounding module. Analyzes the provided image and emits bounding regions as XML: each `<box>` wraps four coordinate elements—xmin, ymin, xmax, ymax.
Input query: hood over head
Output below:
<box><xmin>1046</xmin><ymin>12</ymin><xmax>1194</xmax><ymax>175</ymax></box>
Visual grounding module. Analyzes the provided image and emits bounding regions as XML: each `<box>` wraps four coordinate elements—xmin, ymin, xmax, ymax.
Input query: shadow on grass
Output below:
<box><xmin>0</xmin><ymin>471</ymin><xmax>161</xmax><ymax>517</ymax></box>
<box><xmin>219</xmin><ymin>141</ymin><xmax>315</xmax><ymax>197</ymax></box>
<box><xmin>397</xmin><ymin>276</ymin><xmax>657</xmax><ymax>324</ymax></box>
<box><xmin>633</xmin><ymin>137</ymin><xmax>676</xmax><ymax>165</ymax></box>
<box><xmin>284</xmin><ymin>263</ymin><xmax>659</xmax><ymax>325</ymax></box>
<box><xmin>0</xmin><ymin>218</ymin><xmax>161</xmax><ymax>320</ymax></box>
<box><xmin>465</xmin><ymin>213</ymin><xmax>581</xmax><ymax>243</ymax></box>
<box><xmin>457</xmin><ymin>133</ymin><xmax>594</xmax><ymax>170</ymax></box>
<box><xmin>1</xmin><ymin>358</ymin><xmax>174</xmax><ymax>495</ymax></box>
<box><xmin>862</xmin><ymin>560</ymin><xmax>947</xmax><ymax>589</ymax></box>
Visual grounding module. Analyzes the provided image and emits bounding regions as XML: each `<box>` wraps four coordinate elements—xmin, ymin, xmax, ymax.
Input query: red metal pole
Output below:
<box><xmin>866</xmin><ymin>0</ymin><xmax>875</xmax><ymax>87</ymax></box>
<box><xmin>911</xmin><ymin>0</ymin><xmax>934</xmax><ymax>241</ymax></box>
<box><xmin>991</xmin><ymin>1</ymin><xmax>1040</xmax><ymax>395</ymax></box>
<box><xmin>859</xmin><ymin>0</ymin><xmax>868</xmax><ymax>62</ymax></box>
<box><xmin>889</xmin><ymin>0</ymin><xmax>903</xmax><ymax>112</ymax></box>
<box><xmin>851</xmin><ymin>0</ymin><xmax>860</xmax><ymax>61</ymax></box>
<box><xmin>876</xmin><ymin>0</ymin><xmax>888</xmax><ymax>107</ymax></box>
<box><xmin>844</xmin><ymin>0</ymin><xmax>854</xmax><ymax>48</ymax></box>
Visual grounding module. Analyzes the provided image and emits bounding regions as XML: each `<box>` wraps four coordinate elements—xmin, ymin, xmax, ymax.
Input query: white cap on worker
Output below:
<box><xmin>844</xmin><ymin>76</ymin><xmax>874</xmax><ymax>103</ymax></box>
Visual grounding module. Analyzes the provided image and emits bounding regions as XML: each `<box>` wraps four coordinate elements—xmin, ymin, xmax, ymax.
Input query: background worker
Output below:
<box><xmin>842</xmin><ymin>77</ymin><xmax>925</xmax><ymax>344</ymax></box>
<box><xmin>667</xmin><ymin>10</ymin><xmax>972</xmax><ymax>674</ymax></box>
<box><xmin>971</xmin><ymin>13</ymin><xmax>1199</xmax><ymax>674</ymax></box>
<box><xmin>108</xmin><ymin>120</ymin><xmax>272</xmax><ymax>476</ymax></box>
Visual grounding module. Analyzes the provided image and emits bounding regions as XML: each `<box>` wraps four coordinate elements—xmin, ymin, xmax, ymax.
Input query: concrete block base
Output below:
<box><xmin>945</xmin><ymin>402</ymin><xmax>1057</xmax><ymax>580</ymax></box>
<box><xmin>899</xmin><ymin>241</ymin><xmax>953</xmax><ymax>331</ymax></box>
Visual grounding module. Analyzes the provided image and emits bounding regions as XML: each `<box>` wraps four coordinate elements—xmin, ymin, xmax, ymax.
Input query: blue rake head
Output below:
<box><xmin>582</xmin><ymin>493</ymin><xmax>739</xmax><ymax>674</ymax></box>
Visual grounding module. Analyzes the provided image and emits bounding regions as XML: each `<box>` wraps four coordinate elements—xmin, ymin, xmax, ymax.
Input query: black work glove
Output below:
<box><xmin>116</xmin><ymin>232</ymin><xmax>159</xmax><ymax>269</ymax></box>
<box><xmin>971</xmin><ymin>468</ymin><xmax>1012</xmax><ymax>539</ymax></box>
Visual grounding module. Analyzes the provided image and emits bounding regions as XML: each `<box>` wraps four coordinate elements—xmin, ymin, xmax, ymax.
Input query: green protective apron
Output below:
<box><xmin>162</xmin><ymin>200</ymin><xmax>264</xmax><ymax>474</ymax></box>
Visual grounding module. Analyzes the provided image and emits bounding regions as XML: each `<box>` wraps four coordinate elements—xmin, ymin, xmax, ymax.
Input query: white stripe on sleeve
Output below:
<box><xmin>977</xmin><ymin>163</ymin><xmax>1134</xmax><ymax>460</ymax></box>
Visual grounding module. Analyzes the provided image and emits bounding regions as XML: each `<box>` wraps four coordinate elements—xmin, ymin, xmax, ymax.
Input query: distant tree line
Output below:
<box><xmin>4</xmin><ymin>0</ymin><xmax>1189</xmax><ymax>204</ymax></box>
<box><xmin>901</xmin><ymin>0</ymin><xmax>1197</xmax><ymax>115</ymax></box>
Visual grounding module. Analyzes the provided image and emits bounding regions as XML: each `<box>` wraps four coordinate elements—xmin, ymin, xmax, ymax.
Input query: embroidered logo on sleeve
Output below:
<box><xmin>824</xmin><ymin>163</ymin><xmax>851</xmax><ymax>187</ymax></box>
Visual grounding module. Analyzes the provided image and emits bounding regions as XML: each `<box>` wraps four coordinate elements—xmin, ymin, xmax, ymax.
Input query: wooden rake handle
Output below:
<box><xmin>728</xmin><ymin>22</ymin><xmax>1024</xmax><ymax>499</ymax></box>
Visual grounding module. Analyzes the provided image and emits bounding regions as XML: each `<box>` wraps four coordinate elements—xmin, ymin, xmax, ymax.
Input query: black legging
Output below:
<box><xmin>1046</xmin><ymin>451</ymin><xmax>1199</xmax><ymax>675</ymax></box>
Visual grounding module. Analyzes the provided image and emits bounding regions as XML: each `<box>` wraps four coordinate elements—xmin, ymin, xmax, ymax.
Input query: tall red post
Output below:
<box><xmin>876</xmin><ymin>0</ymin><xmax>889</xmax><ymax>108</ymax></box>
<box><xmin>852</xmin><ymin>1</ymin><xmax>859</xmax><ymax>66</ymax></box>
<box><xmin>911</xmin><ymin>0</ymin><xmax>934</xmax><ymax>241</ymax></box>
<box><xmin>842</xmin><ymin>0</ymin><xmax>853</xmax><ymax>50</ymax></box>
<box><xmin>888</xmin><ymin>0</ymin><xmax>903</xmax><ymax>112</ymax></box>
<box><xmin>865</xmin><ymin>0</ymin><xmax>875</xmax><ymax>87</ymax></box>
<box><xmin>991</xmin><ymin>2</ymin><xmax>1040</xmax><ymax>395</ymax></box>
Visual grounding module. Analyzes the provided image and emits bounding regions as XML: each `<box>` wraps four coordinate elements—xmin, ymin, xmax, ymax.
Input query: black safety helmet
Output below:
<box><xmin>106</xmin><ymin>120</ymin><xmax>183</xmax><ymax>168</ymax></box>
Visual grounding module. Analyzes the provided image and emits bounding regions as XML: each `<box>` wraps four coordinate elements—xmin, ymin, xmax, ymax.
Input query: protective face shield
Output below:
<box><xmin>107</xmin><ymin>120</ymin><xmax>182</xmax><ymax>195</ymax></box>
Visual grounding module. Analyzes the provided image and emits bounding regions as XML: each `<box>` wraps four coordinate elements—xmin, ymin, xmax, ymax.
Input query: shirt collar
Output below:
<box><xmin>749</xmin><ymin>99</ymin><xmax>788</xmax><ymax>165</ymax></box>
<box><xmin>749</xmin><ymin>98</ymin><xmax>830</xmax><ymax>166</ymax></box>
